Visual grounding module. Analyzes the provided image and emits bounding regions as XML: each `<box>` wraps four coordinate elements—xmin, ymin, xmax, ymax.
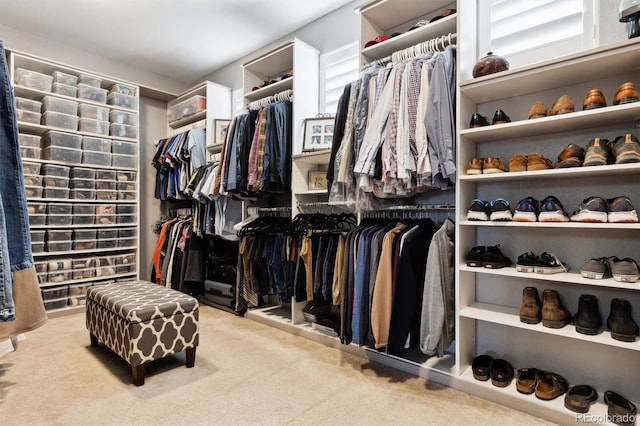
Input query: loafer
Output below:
<box><xmin>535</xmin><ymin>371</ymin><xmax>569</xmax><ymax>400</ymax></box>
<box><xmin>565</xmin><ymin>385</ymin><xmax>598</xmax><ymax>413</ymax></box>
<box><xmin>490</xmin><ymin>358</ymin><xmax>514</xmax><ymax>387</ymax></box>
<box><xmin>516</xmin><ymin>367</ymin><xmax>539</xmax><ymax>394</ymax></box>
<box><xmin>613</xmin><ymin>82</ymin><xmax>640</xmax><ymax>105</ymax></box>
<box><xmin>492</xmin><ymin>109</ymin><xmax>511</xmax><ymax>125</ymax></box>
<box><xmin>528</xmin><ymin>101</ymin><xmax>547</xmax><ymax>119</ymax></box>
<box><xmin>557</xmin><ymin>143</ymin><xmax>585</xmax><ymax>162</ymax></box>
<box><xmin>582</xmin><ymin>88</ymin><xmax>607</xmax><ymax>110</ymax></box>
<box><xmin>550</xmin><ymin>95</ymin><xmax>575</xmax><ymax>115</ymax></box>
<box><xmin>472</xmin><ymin>354</ymin><xmax>493</xmax><ymax>381</ymax></box>
<box><xmin>604</xmin><ymin>390</ymin><xmax>637</xmax><ymax>425</ymax></box>
<box><xmin>469</xmin><ymin>113</ymin><xmax>490</xmax><ymax>128</ymax></box>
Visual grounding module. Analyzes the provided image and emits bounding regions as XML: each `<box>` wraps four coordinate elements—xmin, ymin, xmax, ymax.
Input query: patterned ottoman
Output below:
<box><xmin>86</xmin><ymin>280</ymin><xmax>199</xmax><ymax>386</ymax></box>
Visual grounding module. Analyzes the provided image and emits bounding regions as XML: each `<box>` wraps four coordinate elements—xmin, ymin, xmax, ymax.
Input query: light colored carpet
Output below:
<box><xmin>0</xmin><ymin>306</ymin><xmax>556</xmax><ymax>426</ymax></box>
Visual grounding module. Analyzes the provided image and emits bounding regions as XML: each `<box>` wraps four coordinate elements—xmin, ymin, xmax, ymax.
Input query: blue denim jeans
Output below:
<box><xmin>0</xmin><ymin>39</ymin><xmax>34</xmax><ymax>320</ymax></box>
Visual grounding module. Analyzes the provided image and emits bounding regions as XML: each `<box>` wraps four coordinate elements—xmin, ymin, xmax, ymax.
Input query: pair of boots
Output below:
<box><xmin>520</xmin><ymin>288</ymin><xmax>639</xmax><ymax>341</ymax></box>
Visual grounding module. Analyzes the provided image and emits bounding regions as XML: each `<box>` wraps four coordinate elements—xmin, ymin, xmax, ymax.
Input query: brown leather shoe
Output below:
<box><xmin>535</xmin><ymin>371</ymin><xmax>569</xmax><ymax>400</ymax></box>
<box><xmin>526</xmin><ymin>153</ymin><xmax>552</xmax><ymax>171</ymax></box>
<box><xmin>541</xmin><ymin>289</ymin><xmax>571</xmax><ymax>328</ymax></box>
<box><xmin>555</xmin><ymin>143</ymin><xmax>584</xmax><ymax>168</ymax></box>
<box><xmin>520</xmin><ymin>286</ymin><xmax>542</xmax><ymax>324</ymax></box>
<box><xmin>582</xmin><ymin>89</ymin><xmax>607</xmax><ymax>110</ymax></box>
<box><xmin>550</xmin><ymin>95</ymin><xmax>575</xmax><ymax>115</ymax></box>
<box><xmin>466</xmin><ymin>157</ymin><xmax>484</xmax><ymax>175</ymax></box>
<box><xmin>613</xmin><ymin>82</ymin><xmax>639</xmax><ymax>105</ymax></box>
<box><xmin>528</xmin><ymin>101</ymin><xmax>547</xmax><ymax>119</ymax></box>
<box><xmin>516</xmin><ymin>368</ymin><xmax>540</xmax><ymax>394</ymax></box>
<box><xmin>483</xmin><ymin>157</ymin><xmax>507</xmax><ymax>174</ymax></box>
<box><xmin>508</xmin><ymin>154</ymin><xmax>527</xmax><ymax>172</ymax></box>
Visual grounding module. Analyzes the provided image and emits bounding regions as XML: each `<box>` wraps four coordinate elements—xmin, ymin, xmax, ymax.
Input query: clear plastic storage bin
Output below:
<box><xmin>77</xmin><ymin>83</ymin><xmax>107</xmax><ymax>104</ymax></box>
<box><xmin>25</xmin><ymin>185</ymin><xmax>43</xmax><ymax>198</ymax></box>
<box><xmin>43</xmin><ymin>131</ymin><xmax>82</xmax><ymax>150</ymax></box>
<box><xmin>95</xmin><ymin>170</ymin><xmax>116</xmax><ymax>180</ymax></box>
<box><xmin>73</xmin><ymin>204</ymin><xmax>95</xmax><ymax>215</ymax></box>
<box><xmin>96</xmin><ymin>256</ymin><xmax>116</xmax><ymax>276</ymax></box>
<box><xmin>83</xmin><ymin>136</ymin><xmax>111</xmax><ymax>152</ymax></box>
<box><xmin>79</xmin><ymin>104</ymin><xmax>109</xmax><ymax>121</ymax></box>
<box><xmin>46</xmin><ymin>214</ymin><xmax>72</xmax><ymax>226</ymax></box>
<box><xmin>47</xmin><ymin>203</ymin><xmax>72</xmax><ymax>216</ymax></box>
<box><xmin>79</xmin><ymin>118</ymin><xmax>109</xmax><ymax>135</ymax></box>
<box><xmin>95</xmin><ymin>180</ymin><xmax>116</xmax><ymax>191</ymax></box>
<box><xmin>42</xmin><ymin>111</ymin><xmax>78</xmax><ymax>131</ymax></box>
<box><xmin>109</xmin><ymin>110</ymin><xmax>137</xmax><ymax>126</ymax></box>
<box><xmin>42</xmin><ymin>96</ymin><xmax>78</xmax><ymax>115</ymax></box>
<box><xmin>70</xmin><ymin>178</ymin><xmax>94</xmax><ymax>190</ymax></box>
<box><xmin>52</xmin><ymin>71</ymin><xmax>78</xmax><ymax>86</ymax></box>
<box><xmin>72</xmin><ymin>259</ymin><xmax>95</xmax><ymax>280</ymax></box>
<box><xmin>29</xmin><ymin>215</ymin><xmax>46</xmax><ymax>226</ymax></box>
<box><xmin>23</xmin><ymin>174</ymin><xmax>42</xmax><ymax>187</ymax></box>
<box><xmin>96</xmin><ymin>205</ymin><xmax>116</xmax><ymax>225</ymax></box>
<box><xmin>96</xmin><ymin>189</ymin><xmax>117</xmax><ymax>201</ymax></box>
<box><xmin>116</xmin><ymin>180</ymin><xmax>136</xmax><ymax>192</ymax></box>
<box><xmin>20</xmin><ymin>146</ymin><xmax>41</xmax><ymax>159</ymax></box>
<box><xmin>28</xmin><ymin>202</ymin><xmax>47</xmax><ymax>215</ymax></box>
<box><xmin>111</xmin><ymin>140</ymin><xmax>135</xmax><ymax>156</ymax></box>
<box><xmin>109</xmin><ymin>83</ymin><xmax>136</xmax><ymax>96</ymax></box>
<box><xmin>111</xmin><ymin>154</ymin><xmax>136</xmax><ymax>168</ymax></box>
<box><xmin>73</xmin><ymin>239</ymin><xmax>97</xmax><ymax>251</ymax></box>
<box><xmin>78</xmin><ymin>74</ymin><xmax>101</xmax><ymax>88</ymax></box>
<box><xmin>70</xmin><ymin>167</ymin><xmax>96</xmax><ymax>179</ymax></box>
<box><xmin>31</xmin><ymin>230</ymin><xmax>45</xmax><ymax>243</ymax></box>
<box><xmin>107</xmin><ymin>92</ymin><xmax>138</xmax><ymax>110</ymax></box>
<box><xmin>43</xmin><ymin>187</ymin><xmax>69</xmax><ymax>199</ymax></box>
<box><xmin>19</xmin><ymin>133</ymin><xmax>42</xmax><ymax>148</ymax></box>
<box><xmin>117</xmin><ymin>171</ymin><xmax>136</xmax><ymax>182</ymax></box>
<box><xmin>46</xmin><ymin>203</ymin><xmax>72</xmax><ymax>226</ymax></box>
<box><xmin>83</xmin><ymin>150</ymin><xmax>111</xmax><ymax>166</ymax></box>
<box><xmin>31</xmin><ymin>242</ymin><xmax>45</xmax><ymax>253</ymax></box>
<box><xmin>115</xmin><ymin>253</ymin><xmax>136</xmax><ymax>273</ymax></box>
<box><xmin>15</xmin><ymin>68</ymin><xmax>53</xmax><ymax>91</ymax></box>
<box><xmin>34</xmin><ymin>261</ymin><xmax>48</xmax><ymax>274</ymax></box>
<box><xmin>16</xmin><ymin>97</ymin><xmax>42</xmax><ymax>113</ymax></box>
<box><xmin>46</xmin><ymin>230</ymin><xmax>72</xmax><ymax>241</ymax></box>
<box><xmin>52</xmin><ymin>82</ymin><xmax>77</xmax><ymax>97</ymax></box>
<box><xmin>23</xmin><ymin>161</ymin><xmax>41</xmax><ymax>175</ymax></box>
<box><xmin>109</xmin><ymin>123</ymin><xmax>137</xmax><ymax>139</ymax></box>
<box><xmin>43</xmin><ymin>175</ymin><xmax>69</xmax><ymax>188</ymax></box>
<box><xmin>117</xmin><ymin>190</ymin><xmax>136</xmax><ymax>201</ymax></box>
<box><xmin>16</xmin><ymin>109</ymin><xmax>41</xmax><ymax>124</ymax></box>
<box><xmin>73</xmin><ymin>215</ymin><xmax>95</xmax><ymax>225</ymax></box>
<box><xmin>42</xmin><ymin>146</ymin><xmax>82</xmax><ymax>164</ymax></box>
<box><xmin>41</xmin><ymin>164</ymin><xmax>71</xmax><ymax>178</ymax></box>
<box><xmin>168</xmin><ymin>95</ymin><xmax>206</xmax><ymax>123</ymax></box>
<box><xmin>69</xmin><ymin>189</ymin><xmax>95</xmax><ymax>200</ymax></box>
<box><xmin>74</xmin><ymin>229</ymin><xmax>96</xmax><ymax>240</ymax></box>
<box><xmin>42</xmin><ymin>286</ymin><xmax>69</xmax><ymax>310</ymax></box>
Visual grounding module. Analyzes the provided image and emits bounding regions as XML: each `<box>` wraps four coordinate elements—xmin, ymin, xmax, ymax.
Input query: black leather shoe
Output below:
<box><xmin>490</xmin><ymin>358</ymin><xmax>514</xmax><ymax>387</ymax></box>
<box><xmin>607</xmin><ymin>298</ymin><xmax>639</xmax><ymax>342</ymax></box>
<box><xmin>492</xmin><ymin>109</ymin><xmax>511</xmax><ymax>125</ymax></box>
<box><xmin>469</xmin><ymin>113</ymin><xmax>490</xmax><ymax>128</ymax></box>
<box><xmin>604</xmin><ymin>391</ymin><xmax>637</xmax><ymax>425</ymax></box>
<box><xmin>472</xmin><ymin>354</ymin><xmax>493</xmax><ymax>381</ymax></box>
<box><xmin>574</xmin><ymin>294</ymin><xmax>602</xmax><ymax>335</ymax></box>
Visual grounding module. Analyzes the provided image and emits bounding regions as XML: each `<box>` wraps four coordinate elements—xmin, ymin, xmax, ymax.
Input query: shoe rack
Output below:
<box><xmin>456</xmin><ymin>34</ymin><xmax>640</xmax><ymax>424</ymax></box>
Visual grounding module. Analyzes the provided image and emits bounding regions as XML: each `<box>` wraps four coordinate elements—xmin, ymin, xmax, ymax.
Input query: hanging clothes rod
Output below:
<box><xmin>246</xmin><ymin>206</ymin><xmax>292</xmax><ymax>217</ymax></box>
<box><xmin>361</xmin><ymin>32</ymin><xmax>457</xmax><ymax>69</ymax></box>
<box><xmin>248</xmin><ymin>89</ymin><xmax>293</xmax><ymax>111</ymax></box>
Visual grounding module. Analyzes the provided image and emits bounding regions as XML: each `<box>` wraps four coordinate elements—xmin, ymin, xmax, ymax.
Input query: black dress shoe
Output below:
<box><xmin>607</xmin><ymin>298</ymin><xmax>639</xmax><ymax>342</ymax></box>
<box><xmin>492</xmin><ymin>109</ymin><xmax>511</xmax><ymax>125</ymax></box>
<box><xmin>472</xmin><ymin>354</ymin><xmax>493</xmax><ymax>381</ymax></box>
<box><xmin>469</xmin><ymin>113</ymin><xmax>490</xmax><ymax>128</ymax></box>
<box><xmin>574</xmin><ymin>294</ymin><xmax>602</xmax><ymax>335</ymax></box>
<box><xmin>490</xmin><ymin>358</ymin><xmax>514</xmax><ymax>387</ymax></box>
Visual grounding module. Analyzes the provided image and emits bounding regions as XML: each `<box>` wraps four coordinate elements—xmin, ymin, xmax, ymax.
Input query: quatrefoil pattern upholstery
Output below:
<box><xmin>86</xmin><ymin>281</ymin><xmax>199</xmax><ymax>366</ymax></box>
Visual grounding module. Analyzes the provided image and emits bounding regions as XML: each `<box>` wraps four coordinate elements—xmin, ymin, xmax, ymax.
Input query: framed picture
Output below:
<box><xmin>213</xmin><ymin>119</ymin><xmax>231</xmax><ymax>145</ymax></box>
<box><xmin>308</xmin><ymin>171</ymin><xmax>328</xmax><ymax>191</ymax></box>
<box><xmin>302</xmin><ymin>117</ymin><xmax>334</xmax><ymax>152</ymax></box>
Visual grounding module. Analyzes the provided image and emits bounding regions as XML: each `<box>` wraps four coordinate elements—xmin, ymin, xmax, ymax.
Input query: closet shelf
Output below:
<box><xmin>459</xmin><ymin>221</ymin><xmax>640</xmax><ymax>230</ymax></box>
<box><xmin>30</xmin><ymin>224</ymin><xmax>137</xmax><ymax>230</ymax></box>
<box><xmin>243</xmin><ymin>78</ymin><xmax>293</xmax><ymax>101</ymax></box>
<box><xmin>39</xmin><ymin>272</ymin><xmax>137</xmax><ymax>289</ymax></box>
<box><xmin>294</xmin><ymin>189</ymin><xmax>328</xmax><ymax>196</ymax></box>
<box><xmin>14</xmin><ymin>85</ymin><xmax>138</xmax><ymax>114</ymax></box>
<box><xmin>168</xmin><ymin>110</ymin><xmax>207</xmax><ymax>129</ymax></box>
<box><xmin>459</xmin><ymin>102</ymin><xmax>640</xmax><ymax>143</ymax></box>
<box><xmin>460</xmin><ymin>302</ymin><xmax>640</xmax><ymax>352</ymax></box>
<box><xmin>360</xmin><ymin>14</ymin><xmax>456</xmax><ymax>62</ymax></box>
<box><xmin>459</xmin><ymin>38</ymin><xmax>640</xmax><ymax>103</ymax></box>
<box><xmin>23</xmin><ymin>158</ymin><xmax>138</xmax><ymax>172</ymax></box>
<box><xmin>459</xmin><ymin>265</ymin><xmax>640</xmax><ymax>291</ymax></box>
<box><xmin>206</xmin><ymin>143</ymin><xmax>224</xmax><ymax>153</ymax></box>
<box><xmin>33</xmin><ymin>246</ymin><xmax>137</xmax><ymax>257</ymax></box>
<box><xmin>459</xmin><ymin>162</ymin><xmax>640</xmax><ymax>182</ymax></box>
<box><xmin>18</xmin><ymin>121</ymin><xmax>138</xmax><ymax>143</ymax></box>
<box><xmin>292</xmin><ymin>150</ymin><xmax>332</xmax><ymax>164</ymax></box>
<box><xmin>28</xmin><ymin>197</ymin><xmax>137</xmax><ymax>204</ymax></box>
<box><xmin>359</xmin><ymin>0</ymin><xmax>453</xmax><ymax>30</ymax></box>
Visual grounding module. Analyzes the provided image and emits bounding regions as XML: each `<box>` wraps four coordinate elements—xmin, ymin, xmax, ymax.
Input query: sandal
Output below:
<box><xmin>564</xmin><ymin>385</ymin><xmax>598</xmax><ymax>413</ymax></box>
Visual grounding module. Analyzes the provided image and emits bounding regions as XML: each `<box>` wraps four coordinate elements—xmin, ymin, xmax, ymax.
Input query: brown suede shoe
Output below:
<box><xmin>613</xmin><ymin>82</ymin><xmax>639</xmax><ymax>105</ymax></box>
<box><xmin>550</xmin><ymin>95</ymin><xmax>575</xmax><ymax>115</ymax></box>
<box><xmin>528</xmin><ymin>101</ymin><xmax>547</xmax><ymax>119</ymax></box>
<box><xmin>582</xmin><ymin>89</ymin><xmax>607</xmax><ymax>110</ymax></box>
<box><xmin>466</xmin><ymin>157</ymin><xmax>484</xmax><ymax>175</ymax></box>
<box><xmin>516</xmin><ymin>368</ymin><xmax>540</xmax><ymax>394</ymax></box>
<box><xmin>520</xmin><ymin>286</ymin><xmax>542</xmax><ymax>324</ymax></box>
<box><xmin>483</xmin><ymin>157</ymin><xmax>507</xmax><ymax>174</ymax></box>
<box><xmin>535</xmin><ymin>371</ymin><xmax>569</xmax><ymax>401</ymax></box>
<box><xmin>527</xmin><ymin>153</ymin><xmax>552</xmax><ymax>171</ymax></box>
<box><xmin>508</xmin><ymin>154</ymin><xmax>527</xmax><ymax>172</ymax></box>
<box><xmin>541</xmin><ymin>289</ymin><xmax>571</xmax><ymax>328</ymax></box>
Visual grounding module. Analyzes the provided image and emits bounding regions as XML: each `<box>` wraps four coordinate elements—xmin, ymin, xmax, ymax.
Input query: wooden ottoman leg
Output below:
<box><xmin>186</xmin><ymin>347</ymin><xmax>196</xmax><ymax>368</ymax></box>
<box><xmin>132</xmin><ymin>364</ymin><xmax>146</xmax><ymax>386</ymax></box>
<box><xmin>90</xmin><ymin>333</ymin><xmax>98</xmax><ymax>347</ymax></box>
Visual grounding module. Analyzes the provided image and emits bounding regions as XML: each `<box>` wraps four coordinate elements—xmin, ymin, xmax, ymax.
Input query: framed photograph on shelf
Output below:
<box><xmin>302</xmin><ymin>117</ymin><xmax>334</xmax><ymax>152</ymax></box>
<box><xmin>213</xmin><ymin>119</ymin><xmax>231</xmax><ymax>145</ymax></box>
<box><xmin>308</xmin><ymin>171</ymin><xmax>328</xmax><ymax>191</ymax></box>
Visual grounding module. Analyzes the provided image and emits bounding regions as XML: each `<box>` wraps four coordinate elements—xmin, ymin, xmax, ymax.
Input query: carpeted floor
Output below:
<box><xmin>0</xmin><ymin>305</ymin><xmax>556</xmax><ymax>425</ymax></box>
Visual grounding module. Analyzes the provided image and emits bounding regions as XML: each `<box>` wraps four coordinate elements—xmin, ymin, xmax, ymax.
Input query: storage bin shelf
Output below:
<box><xmin>38</xmin><ymin>271</ymin><xmax>137</xmax><ymax>289</ymax></box>
<box><xmin>459</xmin><ymin>220</ymin><xmax>640</xmax><ymax>230</ymax></box>
<box><xmin>32</xmin><ymin>245</ymin><xmax>137</xmax><ymax>257</ymax></box>
<box><xmin>30</xmin><ymin>224</ymin><xmax>137</xmax><ymax>230</ymax></box>
<box><xmin>459</xmin><ymin>265</ymin><xmax>640</xmax><ymax>291</ymax></box>
<box><xmin>459</xmin><ymin>162</ymin><xmax>640</xmax><ymax>182</ymax></box>
<box><xmin>13</xmin><ymin>84</ymin><xmax>138</xmax><ymax>114</ymax></box>
<box><xmin>168</xmin><ymin>110</ymin><xmax>207</xmax><ymax>129</ymax></box>
<box><xmin>21</xmin><ymin>158</ymin><xmax>137</xmax><ymax>172</ymax></box>
<box><xmin>460</xmin><ymin>302</ymin><xmax>640</xmax><ymax>352</ymax></box>
<box><xmin>27</xmin><ymin>197</ymin><xmax>137</xmax><ymax>204</ymax></box>
<box><xmin>459</xmin><ymin>102</ymin><xmax>640</xmax><ymax>143</ymax></box>
<box><xmin>17</xmin><ymin>120</ymin><xmax>137</xmax><ymax>143</ymax></box>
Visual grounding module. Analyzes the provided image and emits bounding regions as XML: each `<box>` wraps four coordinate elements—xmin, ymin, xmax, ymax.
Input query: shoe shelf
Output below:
<box><xmin>17</xmin><ymin>121</ymin><xmax>138</xmax><ymax>143</ymax></box>
<box><xmin>459</xmin><ymin>265</ymin><xmax>640</xmax><ymax>292</ymax></box>
<box><xmin>459</xmin><ymin>102</ymin><xmax>640</xmax><ymax>144</ymax></box>
<box><xmin>460</xmin><ymin>302</ymin><xmax>640</xmax><ymax>352</ymax></box>
<box><xmin>28</xmin><ymin>197</ymin><xmax>136</xmax><ymax>204</ymax></box>
<box><xmin>39</xmin><ymin>272</ymin><xmax>137</xmax><ymax>289</ymax></box>
<box><xmin>459</xmin><ymin>163</ymin><xmax>640</xmax><ymax>182</ymax></box>
<box><xmin>459</xmin><ymin>38</ymin><xmax>640</xmax><ymax>103</ymax></box>
<box><xmin>30</xmin><ymin>224</ymin><xmax>136</xmax><ymax>229</ymax></box>
<box><xmin>32</xmin><ymin>246</ymin><xmax>137</xmax><ymax>257</ymax></box>
<box><xmin>23</xmin><ymin>157</ymin><xmax>138</xmax><ymax>172</ymax></box>
<box><xmin>458</xmin><ymin>367</ymin><xmax>626</xmax><ymax>426</ymax></box>
<box><xmin>459</xmin><ymin>221</ymin><xmax>640</xmax><ymax>230</ymax></box>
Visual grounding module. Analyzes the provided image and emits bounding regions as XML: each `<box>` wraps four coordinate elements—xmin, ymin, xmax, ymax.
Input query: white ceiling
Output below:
<box><xmin>0</xmin><ymin>0</ymin><xmax>355</xmax><ymax>84</ymax></box>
